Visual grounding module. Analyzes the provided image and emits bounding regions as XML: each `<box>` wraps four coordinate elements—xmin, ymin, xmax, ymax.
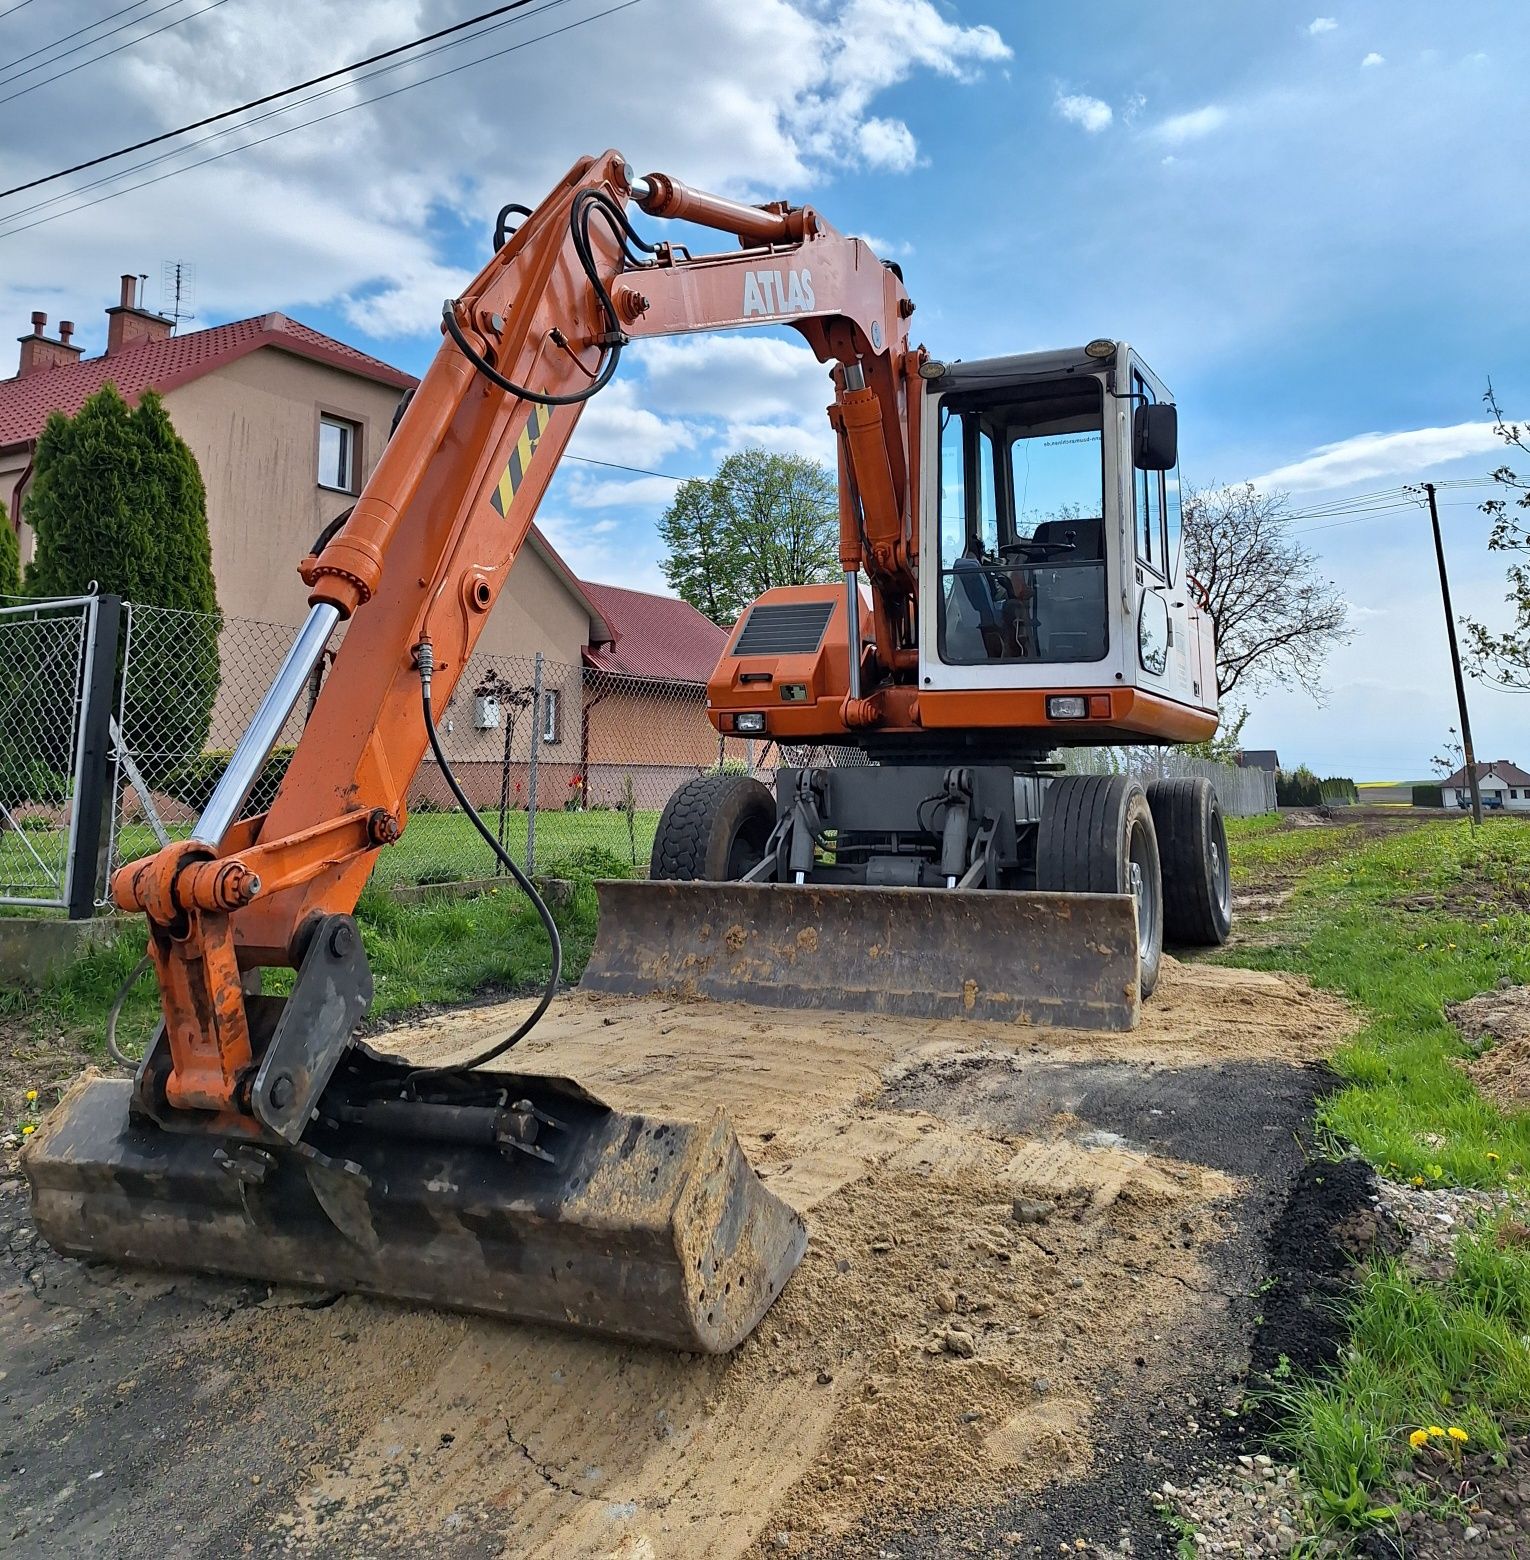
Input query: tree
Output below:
<box><xmin>23</xmin><ymin>385</ymin><xmax>221</xmax><ymax>784</ymax></box>
<box><xmin>658</xmin><ymin>448</ymin><xmax>839</xmax><ymax>624</ymax></box>
<box><xmin>1431</xmin><ymin>727</ymin><xmax>1465</xmax><ymax>778</ymax></box>
<box><xmin>0</xmin><ymin>501</ymin><xmax>18</xmax><ymax>599</ymax></box>
<box><xmin>1181</xmin><ymin>482</ymin><xmax>1352</xmax><ymax>699</ymax></box>
<box><xmin>1461</xmin><ymin>382</ymin><xmax>1530</xmax><ymax>691</ymax></box>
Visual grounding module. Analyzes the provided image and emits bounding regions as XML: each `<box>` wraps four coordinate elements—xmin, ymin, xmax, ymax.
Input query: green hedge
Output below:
<box><xmin>1318</xmin><ymin>777</ymin><xmax>1358</xmax><ymax>805</ymax></box>
<box><xmin>1412</xmin><ymin>783</ymin><xmax>1444</xmax><ymax>808</ymax></box>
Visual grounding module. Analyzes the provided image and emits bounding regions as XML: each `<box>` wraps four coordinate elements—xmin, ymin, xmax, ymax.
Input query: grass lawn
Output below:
<box><xmin>1215</xmin><ymin>815</ymin><xmax>1530</xmax><ymax>1531</ymax></box>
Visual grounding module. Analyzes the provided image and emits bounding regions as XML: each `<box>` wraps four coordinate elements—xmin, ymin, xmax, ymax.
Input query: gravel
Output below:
<box><xmin>1155</xmin><ymin>1457</ymin><xmax>1337</xmax><ymax>1558</ymax></box>
<box><xmin>1370</xmin><ymin>1178</ymin><xmax>1510</xmax><ymax>1278</ymax></box>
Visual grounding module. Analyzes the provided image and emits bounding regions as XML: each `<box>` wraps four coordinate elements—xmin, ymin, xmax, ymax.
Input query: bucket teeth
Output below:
<box><xmin>584</xmin><ymin>879</ymin><xmax>1142</xmax><ymax>1031</ymax></box>
<box><xmin>23</xmin><ymin>1066</ymin><xmax>806</xmax><ymax>1354</ymax></box>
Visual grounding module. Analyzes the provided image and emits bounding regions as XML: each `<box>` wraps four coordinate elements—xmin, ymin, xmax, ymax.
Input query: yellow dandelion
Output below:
<box><xmin>1448</xmin><ymin>1427</ymin><xmax>1468</xmax><ymax>1443</ymax></box>
<box><xmin>1486</xmin><ymin>1153</ymin><xmax>1501</xmax><ymax>1164</ymax></box>
<box><xmin>24</xmin><ymin>1089</ymin><xmax>38</xmax><ymax>1103</ymax></box>
<box><xmin>1427</xmin><ymin>1425</ymin><xmax>1446</xmax><ymax>1438</ymax></box>
<box><xmin>1408</xmin><ymin>1429</ymin><xmax>1429</xmax><ymax>1449</ymax></box>
<box><xmin>20</xmin><ymin>1124</ymin><xmax>35</xmax><ymax>1136</ymax></box>
<box><xmin>1410</xmin><ymin>1175</ymin><xmax>1425</xmax><ymax>1187</ymax></box>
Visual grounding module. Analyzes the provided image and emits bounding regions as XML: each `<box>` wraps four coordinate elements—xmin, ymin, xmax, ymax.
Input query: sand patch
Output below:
<box><xmin>1449</xmin><ymin>986</ymin><xmax>1530</xmax><ymax>1112</ymax></box>
<box><xmin>248</xmin><ymin>959</ymin><xmax>1336</xmax><ymax>1556</ymax></box>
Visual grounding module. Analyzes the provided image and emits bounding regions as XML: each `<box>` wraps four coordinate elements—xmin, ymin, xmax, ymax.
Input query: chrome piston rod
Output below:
<box><xmin>192</xmin><ymin>602</ymin><xmax>340</xmax><ymax>846</ymax></box>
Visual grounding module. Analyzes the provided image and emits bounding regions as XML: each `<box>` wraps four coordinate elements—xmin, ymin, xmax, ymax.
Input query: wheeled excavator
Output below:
<box><xmin>23</xmin><ymin>150</ymin><xmax>1230</xmax><ymax>1354</ymax></box>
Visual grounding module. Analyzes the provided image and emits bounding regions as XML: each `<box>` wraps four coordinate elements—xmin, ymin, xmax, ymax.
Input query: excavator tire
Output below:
<box><xmin>651</xmin><ymin>773</ymin><xmax>776</xmax><ymax>881</ymax></box>
<box><xmin>1036</xmin><ymin>774</ymin><xmax>1162</xmax><ymax>998</ymax></box>
<box><xmin>1147</xmin><ymin>777</ymin><xmax>1231</xmax><ymax>948</ymax></box>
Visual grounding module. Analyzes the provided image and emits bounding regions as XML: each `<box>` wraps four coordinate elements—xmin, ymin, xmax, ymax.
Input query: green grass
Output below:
<box><xmin>1</xmin><ymin>874</ymin><xmax>601</xmax><ymax>1064</ymax></box>
<box><xmin>1222</xmin><ymin>819</ymin><xmax>1530</xmax><ymax>1187</ymax></box>
<box><xmin>1218</xmin><ymin>815</ymin><xmax>1530</xmax><ymax>1529</ymax></box>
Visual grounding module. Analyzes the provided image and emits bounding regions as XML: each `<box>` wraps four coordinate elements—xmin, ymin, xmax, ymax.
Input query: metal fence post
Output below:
<box><xmin>66</xmin><ymin>594</ymin><xmax>122</xmax><ymax>920</ymax></box>
<box><xmin>526</xmin><ymin>650</ymin><xmax>543</xmax><ymax>876</ymax></box>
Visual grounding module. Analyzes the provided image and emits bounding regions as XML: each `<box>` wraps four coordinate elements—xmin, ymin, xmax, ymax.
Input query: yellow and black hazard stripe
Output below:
<box><xmin>488</xmin><ymin>403</ymin><xmax>551</xmax><ymax>517</ymax></box>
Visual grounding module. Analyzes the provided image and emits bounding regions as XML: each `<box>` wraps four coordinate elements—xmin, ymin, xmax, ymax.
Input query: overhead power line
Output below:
<box><xmin>0</xmin><ymin>0</ymin><xmax>200</xmax><ymax>90</ymax></box>
<box><xmin>0</xmin><ymin>0</ymin><xmax>640</xmax><ymax>240</ymax></box>
<box><xmin>1</xmin><ymin>0</ymin><xmax>546</xmax><ymax>198</ymax></box>
<box><xmin>0</xmin><ymin>0</ymin><xmax>231</xmax><ymax>107</ymax></box>
<box><xmin>1</xmin><ymin>1</ymin><xmax>152</xmax><ymax>72</ymax></box>
<box><xmin>0</xmin><ymin>0</ymin><xmax>45</xmax><ymax>23</ymax></box>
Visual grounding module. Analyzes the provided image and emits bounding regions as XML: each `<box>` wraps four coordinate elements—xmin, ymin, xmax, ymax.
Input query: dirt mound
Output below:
<box><xmin>1448</xmin><ymin>986</ymin><xmax>1530</xmax><ymax>1112</ymax></box>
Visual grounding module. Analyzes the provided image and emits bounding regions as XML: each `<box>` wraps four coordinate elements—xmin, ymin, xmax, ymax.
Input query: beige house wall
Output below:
<box><xmin>5</xmin><ymin>344</ymin><xmax>596</xmax><ymax>667</ymax></box>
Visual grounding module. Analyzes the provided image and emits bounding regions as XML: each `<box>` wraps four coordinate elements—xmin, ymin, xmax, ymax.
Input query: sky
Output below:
<box><xmin>1</xmin><ymin>0</ymin><xmax>1526</xmax><ymax>780</ymax></box>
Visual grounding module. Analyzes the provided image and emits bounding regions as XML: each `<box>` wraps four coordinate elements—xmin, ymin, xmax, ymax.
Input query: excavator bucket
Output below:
<box><xmin>22</xmin><ymin>1050</ymin><xmax>806</xmax><ymax>1354</ymax></box>
<box><xmin>584</xmin><ymin>879</ymin><xmax>1143</xmax><ymax>1032</ymax></box>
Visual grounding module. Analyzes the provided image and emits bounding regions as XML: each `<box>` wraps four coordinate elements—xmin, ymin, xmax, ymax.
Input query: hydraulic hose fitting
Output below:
<box><xmin>413</xmin><ymin>637</ymin><xmax>435</xmax><ymax>695</ymax></box>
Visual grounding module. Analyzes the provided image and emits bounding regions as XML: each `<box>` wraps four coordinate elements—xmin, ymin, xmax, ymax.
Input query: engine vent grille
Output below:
<box><xmin>731</xmin><ymin>600</ymin><xmax>835</xmax><ymax>657</ymax></box>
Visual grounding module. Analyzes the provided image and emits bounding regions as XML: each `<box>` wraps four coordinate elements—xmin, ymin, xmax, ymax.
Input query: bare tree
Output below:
<box><xmin>1462</xmin><ymin>382</ymin><xmax>1530</xmax><ymax>692</ymax></box>
<box><xmin>1182</xmin><ymin>482</ymin><xmax>1352</xmax><ymax>699</ymax></box>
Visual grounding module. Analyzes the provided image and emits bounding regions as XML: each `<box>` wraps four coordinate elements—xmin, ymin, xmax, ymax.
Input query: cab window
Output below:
<box><xmin>1133</xmin><ymin>372</ymin><xmax>1165</xmax><ymax>578</ymax></box>
<box><xmin>937</xmin><ymin>377</ymin><xmax>1109</xmax><ymax>665</ymax></box>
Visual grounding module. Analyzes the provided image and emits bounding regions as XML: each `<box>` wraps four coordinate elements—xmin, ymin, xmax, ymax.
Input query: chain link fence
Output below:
<box><xmin>0</xmin><ymin>594</ymin><xmax>116</xmax><ymax>911</ymax></box>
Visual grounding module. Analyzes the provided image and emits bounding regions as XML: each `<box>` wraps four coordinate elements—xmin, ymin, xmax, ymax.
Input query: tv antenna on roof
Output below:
<box><xmin>160</xmin><ymin>260</ymin><xmax>196</xmax><ymax>333</ymax></box>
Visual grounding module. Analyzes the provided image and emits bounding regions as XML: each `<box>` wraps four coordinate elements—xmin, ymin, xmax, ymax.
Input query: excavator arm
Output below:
<box><xmin>23</xmin><ymin>150</ymin><xmax>937</xmax><ymax>1352</ymax></box>
<box><xmin>112</xmin><ymin>149</ymin><xmax>920</xmax><ymax>1117</ymax></box>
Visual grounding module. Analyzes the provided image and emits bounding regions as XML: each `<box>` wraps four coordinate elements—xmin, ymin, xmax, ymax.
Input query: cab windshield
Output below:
<box><xmin>937</xmin><ymin>377</ymin><xmax>1109</xmax><ymax>665</ymax></box>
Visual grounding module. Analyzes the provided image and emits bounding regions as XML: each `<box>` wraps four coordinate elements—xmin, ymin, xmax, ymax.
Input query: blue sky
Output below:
<box><xmin>4</xmin><ymin>1</ymin><xmax>1527</xmax><ymax>778</ymax></box>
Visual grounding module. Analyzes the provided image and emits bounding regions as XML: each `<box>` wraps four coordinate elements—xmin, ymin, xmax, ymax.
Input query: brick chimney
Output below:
<box><xmin>15</xmin><ymin>310</ymin><xmax>85</xmax><ymax>378</ymax></box>
<box><xmin>105</xmin><ymin>273</ymin><xmax>172</xmax><ymax>356</ymax></box>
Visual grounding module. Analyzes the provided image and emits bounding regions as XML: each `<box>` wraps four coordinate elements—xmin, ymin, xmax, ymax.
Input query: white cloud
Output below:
<box><xmin>851</xmin><ymin>233</ymin><xmax>914</xmax><ymax>258</ymax></box>
<box><xmin>1307</xmin><ymin>17</ymin><xmax>1338</xmax><ymax>35</ymax></box>
<box><xmin>715</xmin><ymin>419</ymin><xmax>838</xmax><ymax>464</ymax></box>
<box><xmin>1153</xmin><ymin>105</ymin><xmax>1230</xmax><ymax>144</ymax></box>
<box><xmin>535</xmin><ymin>512</ymin><xmax>673</xmax><ymax>595</ymax></box>
<box><xmin>1361</xmin><ymin>52</ymin><xmax>1385</xmax><ymax>68</ymax></box>
<box><xmin>563</xmin><ymin>381</ymin><xmax>699</xmax><ymax>468</ymax></box>
<box><xmin>1055</xmin><ymin>92</ymin><xmax>1113</xmax><ymax>133</ymax></box>
<box><xmin>0</xmin><ymin>0</ymin><xmax>1010</xmax><ymax>344</ymax></box>
<box><xmin>1251</xmin><ymin>421</ymin><xmax>1510</xmax><ymax>491</ymax></box>
<box><xmin>855</xmin><ymin>117</ymin><xmax>919</xmax><ymax>170</ymax></box>
<box><xmin>633</xmin><ymin>335</ymin><xmax>836</xmax><ymax>426</ymax></box>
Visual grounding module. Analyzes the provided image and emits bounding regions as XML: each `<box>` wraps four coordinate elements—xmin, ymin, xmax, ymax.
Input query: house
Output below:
<box><xmin>0</xmin><ymin>276</ymin><xmax>745</xmax><ymax>818</ymax></box>
<box><xmin>1234</xmin><ymin>749</ymin><xmax>1281</xmax><ymax>773</ymax></box>
<box><xmin>1438</xmin><ymin>760</ymin><xmax>1530</xmax><ymax>812</ymax></box>
<box><xmin>579</xmin><ymin>581</ymin><xmax>737</xmax><ymax>807</ymax></box>
<box><xmin>0</xmin><ymin>276</ymin><xmax>612</xmax><ymax>755</ymax></box>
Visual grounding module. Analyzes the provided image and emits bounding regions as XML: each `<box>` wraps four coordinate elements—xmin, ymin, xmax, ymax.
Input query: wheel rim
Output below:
<box><xmin>725</xmin><ymin>822</ymin><xmax>768</xmax><ymax>880</ymax></box>
<box><xmin>1128</xmin><ymin>822</ymin><xmax>1159</xmax><ymax>954</ymax></box>
<box><xmin>1210</xmin><ymin>819</ymin><xmax>1230</xmax><ymax>918</ymax></box>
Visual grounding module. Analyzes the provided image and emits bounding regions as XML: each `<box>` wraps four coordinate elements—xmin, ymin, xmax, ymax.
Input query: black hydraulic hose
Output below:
<box><xmin>442</xmin><ymin>185</ymin><xmax>656</xmax><ymax>408</ymax></box>
<box><xmin>408</xmin><ymin>659</ymin><xmax>562</xmax><ymax>1075</ymax></box>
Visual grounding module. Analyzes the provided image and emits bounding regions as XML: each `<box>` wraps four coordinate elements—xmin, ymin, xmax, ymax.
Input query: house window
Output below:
<box><xmin>540</xmin><ymin>688</ymin><xmax>560</xmax><ymax>745</ymax></box>
<box><xmin>318</xmin><ymin>415</ymin><xmax>359</xmax><ymax>492</ymax></box>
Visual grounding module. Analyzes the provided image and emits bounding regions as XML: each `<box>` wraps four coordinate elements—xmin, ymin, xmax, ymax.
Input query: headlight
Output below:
<box><xmin>733</xmin><ymin>712</ymin><xmax>766</xmax><ymax>733</ymax></box>
<box><xmin>1046</xmin><ymin>695</ymin><xmax>1088</xmax><ymax>720</ymax></box>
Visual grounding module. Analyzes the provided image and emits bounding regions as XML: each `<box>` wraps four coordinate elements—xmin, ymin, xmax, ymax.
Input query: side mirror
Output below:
<box><xmin>1133</xmin><ymin>402</ymin><xmax>1178</xmax><ymax>471</ymax></box>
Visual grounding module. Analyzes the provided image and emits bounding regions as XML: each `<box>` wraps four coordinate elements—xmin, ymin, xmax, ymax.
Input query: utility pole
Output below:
<box><xmin>1423</xmin><ymin>481</ymin><xmax>1482</xmax><ymax>827</ymax></box>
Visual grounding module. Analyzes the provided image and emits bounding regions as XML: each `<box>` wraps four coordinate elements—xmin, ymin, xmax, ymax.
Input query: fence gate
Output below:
<box><xmin>0</xmin><ymin>593</ymin><xmax>121</xmax><ymax>916</ymax></box>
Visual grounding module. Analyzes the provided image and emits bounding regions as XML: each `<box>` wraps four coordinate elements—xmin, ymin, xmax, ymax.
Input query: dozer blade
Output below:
<box><xmin>584</xmin><ymin>880</ymin><xmax>1142</xmax><ymax>1032</ymax></box>
<box><xmin>22</xmin><ymin>1065</ymin><xmax>806</xmax><ymax>1354</ymax></box>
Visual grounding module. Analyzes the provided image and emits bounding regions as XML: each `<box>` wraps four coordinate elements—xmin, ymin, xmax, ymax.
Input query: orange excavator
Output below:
<box><xmin>23</xmin><ymin>151</ymin><xmax>1228</xmax><ymax>1352</ymax></box>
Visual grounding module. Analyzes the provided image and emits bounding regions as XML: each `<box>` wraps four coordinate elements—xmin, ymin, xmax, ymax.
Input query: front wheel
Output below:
<box><xmin>649</xmin><ymin>773</ymin><xmax>776</xmax><ymax>881</ymax></box>
<box><xmin>1036</xmin><ymin>774</ymin><xmax>1164</xmax><ymax>998</ymax></box>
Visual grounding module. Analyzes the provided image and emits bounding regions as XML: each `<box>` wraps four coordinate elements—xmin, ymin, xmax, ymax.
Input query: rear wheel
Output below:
<box><xmin>1147</xmin><ymin>777</ymin><xmax>1231</xmax><ymax>947</ymax></box>
<box><xmin>650</xmin><ymin>773</ymin><xmax>776</xmax><ymax>881</ymax></box>
<box><xmin>1036</xmin><ymin>774</ymin><xmax>1163</xmax><ymax>998</ymax></box>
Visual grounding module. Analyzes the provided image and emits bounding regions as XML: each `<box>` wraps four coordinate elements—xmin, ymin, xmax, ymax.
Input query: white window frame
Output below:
<box><xmin>540</xmin><ymin>688</ymin><xmax>561</xmax><ymax>745</ymax></box>
<box><xmin>318</xmin><ymin>414</ymin><xmax>359</xmax><ymax>494</ymax></box>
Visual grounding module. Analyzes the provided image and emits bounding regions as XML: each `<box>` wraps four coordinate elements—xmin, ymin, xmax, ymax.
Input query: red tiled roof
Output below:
<box><xmin>579</xmin><ymin>580</ymin><xmax>727</xmax><ymax>684</ymax></box>
<box><xmin>0</xmin><ymin>311</ymin><xmax>415</xmax><ymax>449</ymax></box>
